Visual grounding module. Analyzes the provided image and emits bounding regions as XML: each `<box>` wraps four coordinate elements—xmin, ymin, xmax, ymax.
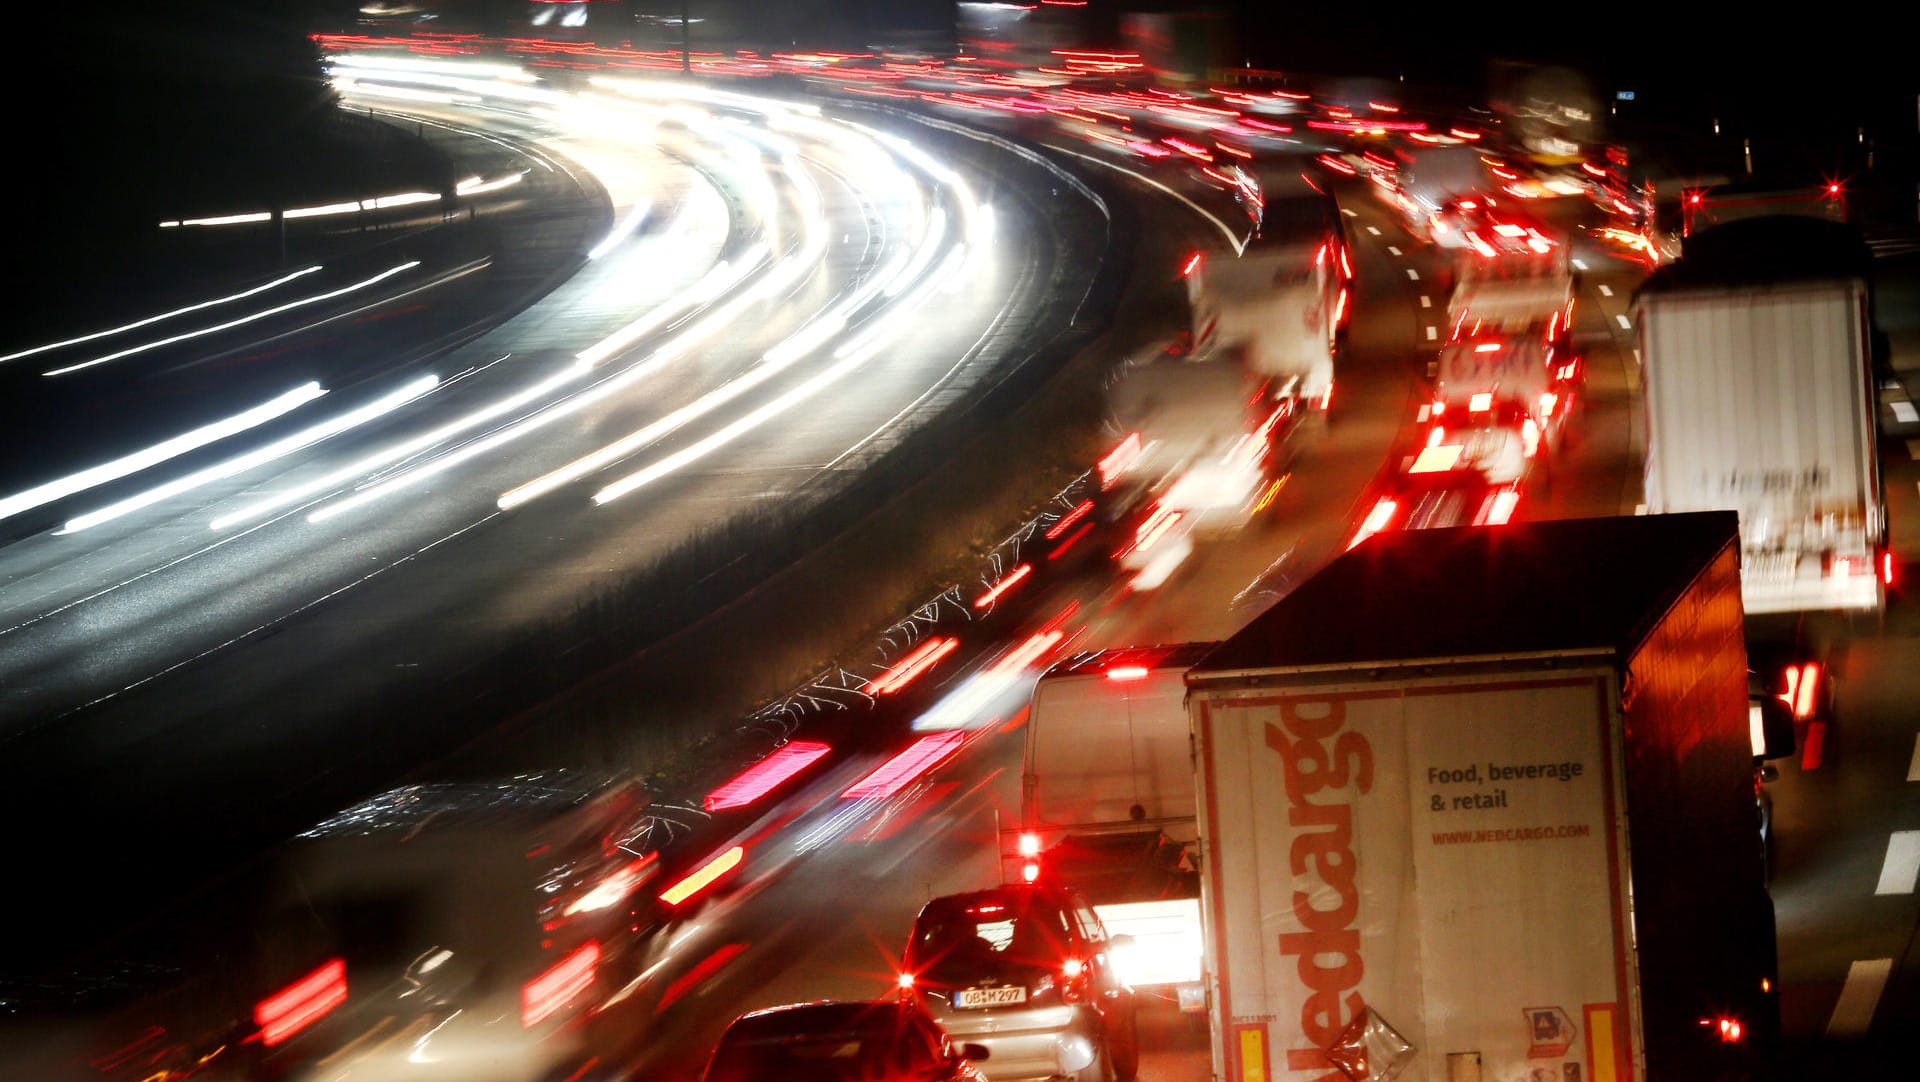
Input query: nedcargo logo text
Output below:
<box><xmin>1265</xmin><ymin>700</ymin><xmax>1374</xmax><ymax>1078</ymax></box>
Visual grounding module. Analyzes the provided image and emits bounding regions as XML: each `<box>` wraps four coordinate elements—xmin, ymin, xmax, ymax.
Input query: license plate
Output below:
<box><xmin>955</xmin><ymin>986</ymin><xmax>1027</xmax><ymax>1009</ymax></box>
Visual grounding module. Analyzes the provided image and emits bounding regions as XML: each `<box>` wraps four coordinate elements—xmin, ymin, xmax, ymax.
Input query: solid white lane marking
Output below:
<box><xmin>1425</xmin><ymin>326</ymin><xmax>1437</xmax><ymax>341</ymax></box>
<box><xmin>1406</xmin><ymin>268</ymin><xmax>1420</xmax><ymax>281</ymax></box>
<box><xmin>1907</xmin><ymin>733</ymin><xmax>1920</xmax><ymax>781</ymax></box>
<box><xmin>1366</xmin><ymin>226</ymin><xmax>1382</xmax><ymax>236</ymax></box>
<box><xmin>1876</xmin><ymin>831</ymin><xmax>1920</xmax><ymax>894</ymax></box>
<box><xmin>1893</xmin><ymin>401</ymin><xmax>1919</xmax><ymax>423</ymax></box>
<box><xmin>1598</xmin><ymin>284</ymin><xmax>1614</xmax><ymax>296</ymax></box>
<box><xmin>1420</xmin><ymin>295</ymin><xmax>1432</xmax><ymax>308</ymax></box>
<box><xmin>1387</xmin><ymin>245</ymin><xmax>1402</xmax><ymax>256</ymax></box>
<box><xmin>1616</xmin><ymin>314</ymin><xmax>1632</xmax><ymax>329</ymax></box>
<box><xmin>1826</xmin><ymin>959</ymin><xmax>1893</xmax><ymax>1036</ymax></box>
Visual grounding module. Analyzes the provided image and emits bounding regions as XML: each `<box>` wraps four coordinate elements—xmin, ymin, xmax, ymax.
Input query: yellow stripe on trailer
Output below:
<box><xmin>1235</xmin><ymin>1023</ymin><xmax>1269</xmax><ymax>1082</ymax></box>
<box><xmin>1584</xmin><ymin>1003</ymin><xmax>1620</xmax><ymax>1082</ymax></box>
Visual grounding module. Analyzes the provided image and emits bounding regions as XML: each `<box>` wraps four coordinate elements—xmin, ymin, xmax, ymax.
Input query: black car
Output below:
<box><xmin>703</xmin><ymin>999</ymin><xmax>989</xmax><ymax>1082</ymax></box>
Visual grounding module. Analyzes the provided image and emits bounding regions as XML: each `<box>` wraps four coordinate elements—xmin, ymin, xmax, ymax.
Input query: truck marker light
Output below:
<box><xmin>521</xmin><ymin>942</ymin><xmax>598</xmax><ymax>1029</ymax></box>
<box><xmin>255</xmin><ymin>958</ymin><xmax>347</xmax><ymax>1047</ymax></box>
<box><xmin>659</xmin><ymin>847</ymin><xmax>745</xmax><ymax>906</ymax></box>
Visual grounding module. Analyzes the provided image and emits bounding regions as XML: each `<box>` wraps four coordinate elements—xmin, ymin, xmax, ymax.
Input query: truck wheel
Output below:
<box><xmin>1108</xmin><ymin>1005</ymin><xmax>1141</xmax><ymax>1081</ymax></box>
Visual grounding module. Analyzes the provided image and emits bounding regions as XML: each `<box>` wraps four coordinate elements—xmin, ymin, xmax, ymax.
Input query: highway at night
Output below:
<box><xmin>4</xmin><ymin>24</ymin><xmax>1919</xmax><ymax>1082</ymax></box>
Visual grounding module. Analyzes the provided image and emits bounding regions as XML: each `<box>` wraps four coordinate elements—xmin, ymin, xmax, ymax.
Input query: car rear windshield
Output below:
<box><xmin>912</xmin><ymin>896</ymin><xmax>1073</xmax><ymax>974</ymax></box>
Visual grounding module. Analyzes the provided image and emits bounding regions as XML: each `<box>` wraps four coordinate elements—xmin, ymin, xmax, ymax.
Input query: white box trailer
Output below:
<box><xmin>1014</xmin><ymin>644</ymin><xmax>1218</xmax><ymax>1009</ymax></box>
<box><xmin>1636</xmin><ymin>218</ymin><xmax>1884</xmax><ymax>614</ymax></box>
<box><xmin>1186</xmin><ymin>513</ymin><xmax>1777</xmax><ymax>1082</ymax></box>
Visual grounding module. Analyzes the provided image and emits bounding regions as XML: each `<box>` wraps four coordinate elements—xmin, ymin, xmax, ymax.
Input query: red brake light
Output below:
<box><xmin>1017</xmin><ymin>833</ymin><xmax>1042</xmax><ymax>857</ymax></box>
<box><xmin>1022</xmin><ymin>861</ymin><xmax>1040</xmax><ymax>883</ymax></box>
<box><xmin>1474</xmin><ymin>342</ymin><xmax>1501</xmax><ymax>353</ymax></box>
<box><xmin>1883</xmin><ymin>551</ymin><xmax>1895</xmax><ymax>586</ymax></box>
<box><xmin>1105</xmin><ymin>665</ymin><xmax>1149</xmax><ymax>681</ymax></box>
<box><xmin>1061</xmin><ymin>958</ymin><xmax>1085</xmax><ymax>979</ymax></box>
<box><xmin>1716</xmin><ymin>1016</ymin><xmax>1744</xmax><ymax>1043</ymax></box>
<box><xmin>255</xmin><ymin>959</ymin><xmax>347</xmax><ymax>1048</ymax></box>
<box><xmin>1791</xmin><ymin>661</ymin><xmax>1821</xmax><ymax>720</ymax></box>
<box><xmin>521</xmin><ymin>942</ymin><xmax>598</xmax><ymax>1029</ymax></box>
<box><xmin>1181</xmin><ymin>252</ymin><xmax>1201</xmax><ymax>277</ymax></box>
<box><xmin>898</xmin><ymin>972</ymin><xmax>916</xmax><ymax>990</ymax></box>
<box><xmin>870</xmin><ymin>637</ymin><xmax>959</xmax><ymax>696</ymax></box>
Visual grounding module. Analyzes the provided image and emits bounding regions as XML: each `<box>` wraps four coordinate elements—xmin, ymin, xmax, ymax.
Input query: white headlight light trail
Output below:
<box><xmin>0</xmin><ymin>266</ymin><xmax>324</xmax><ymax>365</ymax></box>
<box><xmin>43</xmin><ymin>262</ymin><xmax>420</xmax><ymax>377</ymax></box>
<box><xmin>591</xmin><ymin>219</ymin><xmax>974</xmax><ymax>508</ymax></box>
<box><xmin>0</xmin><ymin>382</ymin><xmax>327</xmax><ymax>524</ymax></box>
<box><xmin>62</xmin><ymin>376</ymin><xmax>440</xmax><ymax>534</ymax></box>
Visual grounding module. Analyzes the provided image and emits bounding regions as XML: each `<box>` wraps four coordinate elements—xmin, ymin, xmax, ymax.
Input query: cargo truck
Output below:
<box><xmin>1009</xmin><ymin>644</ymin><xmax>1216</xmax><ymax>1018</ymax></box>
<box><xmin>1186</xmin><ymin>512</ymin><xmax>1782</xmax><ymax>1082</ymax></box>
<box><xmin>1635</xmin><ymin>216</ymin><xmax>1884</xmax><ymax>615</ymax></box>
<box><xmin>1185</xmin><ymin>166</ymin><xmax>1350</xmax><ymax>409</ymax></box>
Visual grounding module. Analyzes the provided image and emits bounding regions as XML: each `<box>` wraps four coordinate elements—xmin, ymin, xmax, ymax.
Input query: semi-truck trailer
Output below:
<box><xmin>1186</xmin><ymin>512</ymin><xmax>1781</xmax><ymax>1082</ymax></box>
<box><xmin>1635</xmin><ymin>215</ymin><xmax>1884</xmax><ymax>614</ymax></box>
<box><xmin>1185</xmin><ymin>165</ymin><xmax>1350</xmax><ymax>408</ymax></box>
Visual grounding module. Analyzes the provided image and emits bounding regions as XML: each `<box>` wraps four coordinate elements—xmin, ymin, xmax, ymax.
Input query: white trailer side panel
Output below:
<box><xmin>1195</xmin><ymin>673</ymin><xmax>1637</xmax><ymax>1082</ymax></box>
<box><xmin>1638</xmin><ymin>281</ymin><xmax>1879</xmax><ymax>612</ymax></box>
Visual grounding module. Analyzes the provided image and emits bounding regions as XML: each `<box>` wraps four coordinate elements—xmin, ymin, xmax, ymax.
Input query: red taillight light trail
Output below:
<box><xmin>659</xmin><ymin>846</ymin><xmax>745</xmax><ymax>906</ymax></box>
<box><xmin>974</xmin><ymin>564</ymin><xmax>1033</xmax><ymax>609</ymax></box>
<box><xmin>521</xmin><ymin>942</ymin><xmax>598</xmax><ymax>1029</ymax></box>
<box><xmin>871</xmin><ymin>637</ymin><xmax>959</xmax><ymax>695</ymax></box>
<box><xmin>1883</xmin><ymin>551</ymin><xmax>1895</xmax><ymax>586</ymax></box>
<box><xmin>1098</xmin><ymin>432</ymin><xmax>1141</xmax><ymax>489</ymax></box>
<box><xmin>704</xmin><ymin>741</ymin><xmax>832</xmax><ymax>811</ymax></box>
<box><xmin>993</xmin><ymin>629</ymin><xmax>1064</xmax><ymax>676</ymax></box>
<box><xmin>842</xmin><ymin>731</ymin><xmax>967</xmax><ymax>799</ymax></box>
<box><xmin>255</xmin><ymin>958</ymin><xmax>347</xmax><ymax>1047</ymax></box>
<box><xmin>1479</xmin><ymin>489</ymin><xmax>1520</xmax><ymax>526</ymax></box>
<box><xmin>1045</xmin><ymin>499</ymin><xmax>1094</xmax><ymax>540</ymax></box>
<box><xmin>1180</xmin><ymin>252</ymin><xmax>1201</xmax><ymax>277</ymax></box>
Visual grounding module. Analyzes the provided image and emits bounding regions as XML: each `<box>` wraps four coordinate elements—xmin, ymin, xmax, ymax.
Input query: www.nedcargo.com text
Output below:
<box><xmin>1431</xmin><ymin>823</ymin><xmax>1593</xmax><ymax>845</ymax></box>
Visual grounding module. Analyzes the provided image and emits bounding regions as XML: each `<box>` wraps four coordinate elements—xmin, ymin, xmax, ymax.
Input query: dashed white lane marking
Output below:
<box><xmin>1876</xmin><ymin>831</ymin><xmax>1920</xmax><ymax>894</ymax></box>
<box><xmin>1598</xmin><ymin>284</ymin><xmax>1614</xmax><ymax>297</ymax></box>
<box><xmin>1342</xmin><ymin>208</ymin><xmax>1358</xmax><ymax>217</ymax></box>
<box><xmin>1366</xmin><ymin>226</ymin><xmax>1382</xmax><ymax>236</ymax></box>
<box><xmin>1419</xmin><ymin>295</ymin><xmax>1432</xmax><ymax>308</ymax></box>
<box><xmin>1908</xmin><ymin>439</ymin><xmax>1920</xmax><ymax>459</ymax></box>
<box><xmin>1573</xmin><ymin>258</ymin><xmax>1589</xmax><ymax>271</ymax></box>
<box><xmin>1893</xmin><ymin>401</ymin><xmax>1919</xmax><ymax>423</ymax></box>
<box><xmin>1425</xmin><ymin>326</ymin><xmax>1437</xmax><ymax>341</ymax></box>
<box><xmin>1826</xmin><ymin>958</ymin><xmax>1893</xmax><ymax>1036</ymax></box>
<box><xmin>1406</xmin><ymin>268</ymin><xmax>1420</xmax><ymax>281</ymax></box>
<box><xmin>1907</xmin><ymin>733</ymin><xmax>1920</xmax><ymax>781</ymax></box>
<box><xmin>1615</xmin><ymin>314</ymin><xmax>1632</xmax><ymax>329</ymax></box>
<box><xmin>1387</xmin><ymin>245</ymin><xmax>1402</xmax><ymax>256</ymax></box>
